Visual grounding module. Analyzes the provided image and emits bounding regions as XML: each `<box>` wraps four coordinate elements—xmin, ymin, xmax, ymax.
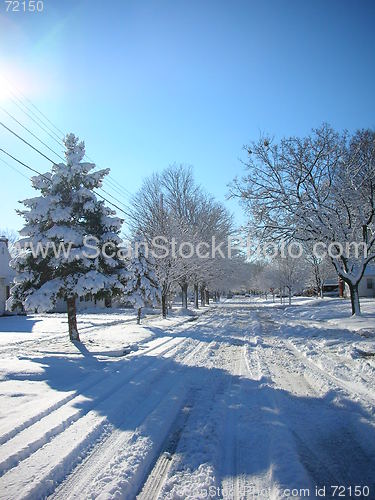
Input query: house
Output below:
<box><xmin>322</xmin><ymin>277</ymin><xmax>340</xmax><ymax>297</ymax></box>
<box><xmin>0</xmin><ymin>237</ymin><xmax>15</xmax><ymax>315</ymax></box>
<box><xmin>0</xmin><ymin>278</ymin><xmax>6</xmax><ymax>315</ymax></box>
<box><xmin>323</xmin><ymin>266</ymin><xmax>375</xmax><ymax>298</ymax></box>
<box><xmin>356</xmin><ymin>265</ymin><xmax>375</xmax><ymax>298</ymax></box>
<box><xmin>53</xmin><ymin>295</ymin><xmax>107</xmax><ymax>313</ymax></box>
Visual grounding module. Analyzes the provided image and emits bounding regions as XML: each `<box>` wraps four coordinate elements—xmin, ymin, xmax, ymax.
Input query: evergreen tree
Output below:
<box><xmin>125</xmin><ymin>238</ymin><xmax>160</xmax><ymax>324</ymax></box>
<box><xmin>8</xmin><ymin>134</ymin><xmax>127</xmax><ymax>341</ymax></box>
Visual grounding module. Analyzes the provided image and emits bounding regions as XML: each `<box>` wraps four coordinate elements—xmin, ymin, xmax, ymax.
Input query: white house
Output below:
<box><xmin>0</xmin><ymin>237</ymin><xmax>15</xmax><ymax>315</ymax></box>
<box><xmin>356</xmin><ymin>265</ymin><xmax>375</xmax><ymax>298</ymax></box>
<box><xmin>53</xmin><ymin>295</ymin><xmax>108</xmax><ymax>313</ymax></box>
<box><xmin>323</xmin><ymin>266</ymin><xmax>375</xmax><ymax>298</ymax></box>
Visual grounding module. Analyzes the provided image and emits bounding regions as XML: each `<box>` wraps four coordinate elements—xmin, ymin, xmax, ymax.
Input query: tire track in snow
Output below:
<box><xmin>251</xmin><ymin>308</ymin><xmax>375</xmax><ymax>494</ymax></box>
<box><xmin>285</xmin><ymin>337</ymin><xmax>375</xmax><ymax>408</ymax></box>
<box><xmin>259</xmin><ymin>340</ymin><xmax>375</xmax><ymax>493</ymax></box>
<box><xmin>153</xmin><ymin>308</ymin><xmax>250</xmax><ymax>500</ymax></box>
<box><xmin>0</xmin><ymin>337</ymin><xmax>201</xmax><ymax>499</ymax></box>
<box><xmin>0</xmin><ymin>309</ymin><xmax>216</xmax><ymax>451</ymax></box>
<box><xmin>0</xmin><ymin>335</ymin><xmax>183</xmax><ymax>448</ymax></box>
<box><xmin>135</xmin><ymin>335</ymin><xmax>231</xmax><ymax>500</ymax></box>
<box><xmin>49</xmin><ymin>340</ymin><xmax>212</xmax><ymax>500</ymax></box>
<box><xmin>222</xmin><ymin>309</ymin><xmax>315</xmax><ymax>497</ymax></box>
<box><xmin>136</xmin><ymin>396</ymin><xmax>193</xmax><ymax>500</ymax></box>
<box><xmin>256</xmin><ymin>309</ymin><xmax>375</xmax><ymax>408</ymax></box>
<box><xmin>0</xmin><ymin>308</ymin><xmax>220</xmax><ymax>499</ymax></box>
<box><xmin>220</xmin><ymin>346</ymin><xmax>245</xmax><ymax>500</ymax></box>
<box><xmin>135</xmin><ymin>307</ymin><xmax>238</xmax><ymax>500</ymax></box>
<box><xmin>0</xmin><ymin>337</ymin><xmax>186</xmax><ymax>476</ymax></box>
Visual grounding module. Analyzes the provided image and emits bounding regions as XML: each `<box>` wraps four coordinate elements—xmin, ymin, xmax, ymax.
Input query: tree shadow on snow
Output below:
<box><xmin>0</xmin><ymin>315</ymin><xmax>42</xmax><ymax>333</ymax></box>
<box><xmin>8</xmin><ymin>343</ymin><xmax>375</xmax><ymax>498</ymax></box>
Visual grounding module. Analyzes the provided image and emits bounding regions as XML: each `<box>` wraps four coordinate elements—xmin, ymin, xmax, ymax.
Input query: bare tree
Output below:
<box><xmin>0</xmin><ymin>228</ymin><xmax>20</xmax><ymax>256</ymax></box>
<box><xmin>303</xmin><ymin>243</ymin><xmax>334</xmax><ymax>298</ymax></box>
<box><xmin>274</xmin><ymin>253</ymin><xmax>307</xmax><ymax>305</ymax></box>
<box><xmin>129</xmin><ymin>164</ymin><xmax>235</xmax><ymax>315</ymax></box>
<box><xmin>230</xmin><ymin>125</ymin><xmax>375</xmax><ymax>315</ymax></box>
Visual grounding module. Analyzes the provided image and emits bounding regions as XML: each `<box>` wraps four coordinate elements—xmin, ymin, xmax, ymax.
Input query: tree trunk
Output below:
<box><xmin>67</xmin><ymin>297</ymin><xmax>80</xmax><ymax>341</ymax></box>
<box><xmin>348</xmin><ymin>282</ymin><xmax>361</xmax><ymax>315</ymax></box>
<box><xmin>181</xmin><ymin>282</ymin><xmax>188</xmax><ymax>309</ymax></box>
<box><xmin>194</xmin><ymin>284</ymin><xmax>199</xmax><ymax>309</ymax></box>
<box><xmin>200</xmin><ymin>286</ymin><xmax>206</xmax><ymax>307</ymax></box>
<box><xmin>288</xmin><ymin>288</ymin><xmax>292</xmax><ymax>306</ymax></box>
<box><xmin>137</xmin><ymin>307</ymin><xmax>141</xmax><ymax>324</ymax></box>
<box><xmin>205</xmin><ymin>290</ymin><xmax>210</xmax><ymax>305</ymax></box>
<box><xmin>338</xmin><ymin>277</ymin><xmax>344</xmax><ymax>298</ymax></box>
<box><xmin>161</xmin><ymin>293</ymin><xmax>167</xmax><ymax>318</ymax></box>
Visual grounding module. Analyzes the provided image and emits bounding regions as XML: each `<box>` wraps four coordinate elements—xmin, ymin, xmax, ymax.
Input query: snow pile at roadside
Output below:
<box><xmin>263</xmin><ymin>298</ymin><xmax>375</xmax><ymax>408</ymax></box>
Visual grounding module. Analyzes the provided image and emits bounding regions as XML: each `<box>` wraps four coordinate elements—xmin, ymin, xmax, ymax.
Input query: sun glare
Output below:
<box><xmin>0</xmin><ymin>74</ymin><xmax>12</xmax><ymax>102</ymax></box>
<box><xmin>0</xmin><ymin>62</ymin><xmax>42</xmax><ymax>103</ymax></box>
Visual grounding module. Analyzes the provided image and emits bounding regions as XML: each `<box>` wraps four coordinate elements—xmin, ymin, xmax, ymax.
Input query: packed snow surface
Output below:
<box><xmin>0</xmin><ymin>298</ymin><xmax>374</xmax><ymax>499</ymax></box>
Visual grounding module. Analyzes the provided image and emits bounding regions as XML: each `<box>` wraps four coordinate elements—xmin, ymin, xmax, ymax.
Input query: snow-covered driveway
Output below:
<box><xmin>0</xmin><ymin>299</ymin><xmax>374</xmax><ymax>499</ymax></box>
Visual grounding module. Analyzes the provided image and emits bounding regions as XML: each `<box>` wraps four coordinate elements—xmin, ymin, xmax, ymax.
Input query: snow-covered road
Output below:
<box><xmin>1</xmin><ymin>299</ymin><xmax>375</xmax><ymax>499</ymax></box>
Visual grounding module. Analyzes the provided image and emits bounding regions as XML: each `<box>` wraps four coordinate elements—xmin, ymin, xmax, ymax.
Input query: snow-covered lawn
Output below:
<box><xmin>0</xmin><ymin>299</ymin><xmax>374</xmax><ymax>499</ymax></box>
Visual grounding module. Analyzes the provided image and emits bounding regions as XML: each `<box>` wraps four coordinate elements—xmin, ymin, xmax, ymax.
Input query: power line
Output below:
<box><xmin>103</xmin><ymin>178</ymin><xmax>133</xmax><ymax>203</ymax></box>
<box><xmin>0</xmin><ymin>121</ymin><xmax>56</xmax><ymax>164</ymax></box>
<box><xmin>25</xmin><ymin>97</ymin><xmax>65</xmax><ymax>137</ymax></box>
<box><xmin>3</xmin><ymin>118</ymin><xmax>133</xmax><ymax>208</ymax></box>
<box><xmin>4</xmin><ymin>76</ymin><xmax>134</xmax><ymax>201</ymax></box>
<box><xmin>0</xmin><ymin>148</ymin><xmax>50</xmax><ymax>179</ymax></box>
<box><xmin>0</xmin><ymin>147</ymin><xmax>129</xmax><ymax>217</ymax></box>
<box><xmin>106</xmin><ymin>175</ymin><xmax>134</xmax><ymax>199</ymax></box>
<box><xmin>105</xmin><ymin>176</ymin><xmax>134</xmax><ymax>201</ymax></box>
<box><xmin>3</xmin><ymin>75</ymin><xmax>65</xmax><ymax>137</ymax></box>
<box><xmin>9</xmin><ymin>96</ymin><xmax>64</xmax><ymax>148</ymax></box>
<box><xmin>94</xmin><ymin>190</ymin><xmax>129</xmax><ymax>218</ymax></box>
<box><xmin>0</xmin><ymin>124</ymin><xmax>131</xmax><ymax>216</ymax></box>
<box><xmin>3</xmin><ymin>105</ymin><xmax>134</xmax><ymax>204</ymax></box>
<box><xmin>2</xmin><ymin>74</ymin><xmax>135</xmax><ymax>205</ymax></box>
<box><xmin>2</xmin><ymin>81</ymin><xmax>63</xmax><ymax>142</ymax></box>
<box><xmin>99</xmin><ymin>187</ymin><xmax>132</xmax><ymax>216</ymax></box>
<box><xmin>0</xmin><ymin>106</ymin><xmax>65</xmax><ymax>162</ymax></box>
<box><xmin>84</xmin><ymin>152</ymin><xmax>134</xmax><ymax>199</ymax></box>
<box><xmin>104</xmin><ymin>170</ymin><xmax>134</xmax><ymax>198</ymax></box>
<box><xmin>0</xmin><ymin>155</ymin><xmax>30</xmax><ymax>180</ymax></box>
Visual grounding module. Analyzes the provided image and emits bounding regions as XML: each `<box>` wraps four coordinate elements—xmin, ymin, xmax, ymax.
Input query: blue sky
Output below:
<box><xmin>1</xmin><ymin>0</ymin><xmax>375</xmax><ymax>231</ymax></box>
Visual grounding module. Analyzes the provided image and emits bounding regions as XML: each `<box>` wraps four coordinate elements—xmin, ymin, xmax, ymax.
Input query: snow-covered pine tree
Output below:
<box><xmin>7</xmin><ymin>134</ymin><xmax>127</xmax><ymax>341</ymax></box>
<box><xmin>125</xmin><ymin>238</ymin><xmax>161</xmax><ymax>324</ymax></box>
